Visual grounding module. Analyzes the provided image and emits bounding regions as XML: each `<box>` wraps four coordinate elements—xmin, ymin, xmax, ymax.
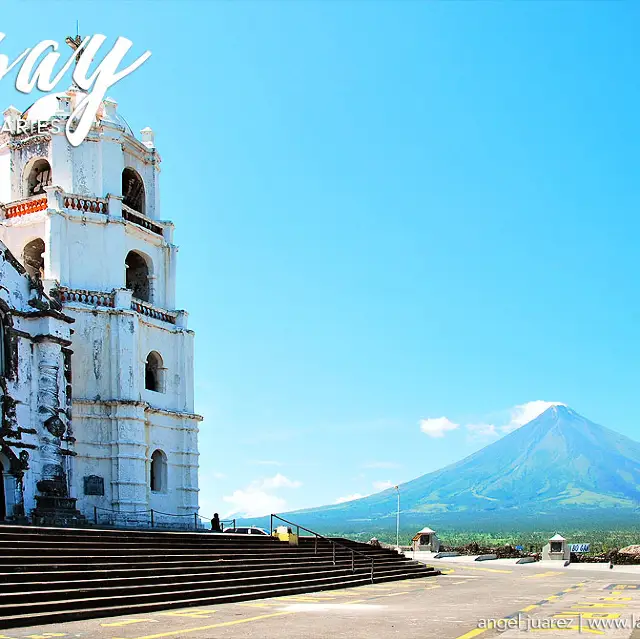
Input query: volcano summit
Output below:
<box><xmin>273</xmin><ymin>406</ymin><xmax>640</xmax><ymax>532</ymax></box>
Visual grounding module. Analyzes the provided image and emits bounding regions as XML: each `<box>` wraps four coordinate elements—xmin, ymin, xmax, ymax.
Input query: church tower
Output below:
<box><xmin>0</xmin><ymin>89</ymin><xmax>201</xmax><ymax>522</ymax></box>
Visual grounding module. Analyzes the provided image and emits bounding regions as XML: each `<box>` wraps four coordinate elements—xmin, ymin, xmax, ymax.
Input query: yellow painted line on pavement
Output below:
<box><xmin>280</xmin><ymin>596</ymin><xmax>332</xmax><ymax>602</ymax></box>
<box><xmin>571</xmin><ymin>603</ymin><xmax>627</xmax><ymax>609</ymax></box>
<box><xmin>450</xmin><ymin>565</ymin><xmax>512</xmax><ymax>574</ymax></box>
<box><xmin>112</xmin><ymin>611</ymin><xmax>296</xmax><ymax>639</ymax></box>
<box><xmin>376</xmin><ymin>591</ymin><xmax>411</xmax><ymax>598</ymax></box>
<box><xmin>456</xmin><ymin>580</ymin><xmax>593</xmax><ymax>639</ymax></box>
<box><xmin>454</xmin><ymin>627</ymin><xmax>488</xmax><ymax>639</ymax></box>
<box><xmin>521</xmin><ymin>604</ymin><xmax>539</xmax><ymax>612</ymax></box>
<box><xmin>101</xmin><ymin>620</ymin><xmax>157</xmax><ymax>627</ymax></box>
<box><xmin>600</xmin><ymin>597</ymin><xmax>632</xmax><ymax>601</ymax></box>
<box><xmin>526</xmin><ymin>571</ymin><xmax>561</xmax><ymax>579</ymax></box>
<box><xmin>159</xmin><ymin>610</ymin><xmax>215</xmax><ymax>618</ymax></box>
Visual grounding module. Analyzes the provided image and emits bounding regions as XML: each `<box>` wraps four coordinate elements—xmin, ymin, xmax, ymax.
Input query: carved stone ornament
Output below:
<box><xmin>44</xmin><ymin>414</ymin><xmax>66</xmax><ymax>438</ymax></box>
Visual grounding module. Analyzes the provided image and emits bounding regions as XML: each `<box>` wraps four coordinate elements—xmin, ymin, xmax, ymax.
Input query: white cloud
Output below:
<box><xmin>372</xmin><ymin>480</ymin><xmax>395</xmax><ymax>491</ymax></box>
<box><xmin>222</xmin><ymin>489</ymin><xmax>286</xmax><ymax>518</ymax></box>
<box><xmin>222</xmin><ymin>474</ymin><xmax>302</xmax><ymax>518</ymax></box>
<box><xmin>261</xmin><ymin>473</ymin><xmax>302</xmax><ymax>489</ymax></box>
<box><xmin>502</xmin><ymin>400</ymin><xmax>565</xmax><ymax>433</ymax></box>
<box><xmin>335</xmin><ymin>493</ymin><xmax>365</xmax><ymax>504</ymax></box>
<box><xmin>419</xmin><ymin>416</ymin><xmax>459</xmax><ymax>438</ymax></box>
<box><xmin>463</xmin><ymin>400</ymin><xmax>565</xmax><ymax>439</ymax></box>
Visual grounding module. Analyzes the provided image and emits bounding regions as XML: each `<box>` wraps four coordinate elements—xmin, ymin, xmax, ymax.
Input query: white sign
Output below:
<box><xmin>0</xmin><ymin>33</ymin><xmax>151</xmax><ymax>146</ymax></box>
<box><xmin>569</xmin><ymin>543</ymin><xmax>590</xmax><ymax>553</ymax></box>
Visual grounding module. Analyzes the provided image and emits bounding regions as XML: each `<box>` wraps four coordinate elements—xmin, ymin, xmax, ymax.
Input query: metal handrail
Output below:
<box><xmin>197</xmin><ymin>515</ymin><xmax>236</xmax><ymax>531</ymax></box>
<box><xmin>92</xmin><ymin>507</ymin><xmax>234</xmax><ymax>531</ymax></box>
<box><xmin>270</xmin><ymin>514</ymin><xmax>375</xmax><ymax>583</ymax></box>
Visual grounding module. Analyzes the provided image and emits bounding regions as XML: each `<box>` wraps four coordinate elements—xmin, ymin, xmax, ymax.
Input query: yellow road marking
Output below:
<box><xmin>450</xmin><ymin>565</ymin><xmax>512</xmax><ymax>574</ymax></box>
<box><xmin>571</xmin><ymin>603</ymin><xmax>626</xmax><ymax>609</ymax></box>
<box><xmin>101</xmin><ymin>620</ymin><xmax>156</xmax><ymax>627</ymax></box>
<box><xmin>280</xmin><ymin>596</ymin><xmax>330</xmax><ymax>602</ymax></box>
<box><xmin>159</xmin><ymin>610</ymin><xmax>215</xmax><ymax>618</ymax></box>
<box><xmin>112</xmin><ymin>611</ymin><xmax>295</xmax><ymax>639</ymax></box>
<box><xmin>526</xmin><ymin>571</ymin><xmax>562</xmax><ymax>579</ymax></box>
<box><xmin>376</xmin><ymin>591</ymin><xmax>411</xmax><ymax>598</ymax></box>
<box><xmin>25</xmin><ymin>635</ymin><xmax>67</xmax><ymax>639</ymax></box>
<box><xmin>454</xmin><ymin>628</ymin><xmax>488</xmax><ymax>639</ymax></box>
<box><xmin>609</xmin><ymin>585</ymin><xmax>638</xmax><ymax>589</ymax></box>
<box><xmin>600</xmin><ymin>597</ymin><xmax>632</xmax><ymax>601</ymax></box>
<box><xmin>521</xmin><ymin>604</ymin><xmax>539</xmax><ymax>612</ymax></box>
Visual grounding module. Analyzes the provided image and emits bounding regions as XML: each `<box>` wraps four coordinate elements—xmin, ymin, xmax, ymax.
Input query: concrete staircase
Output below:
<box><xmin>0</xmin><ymin>525</ymin><xmax>438</xmax><ymax>628</ymax></box>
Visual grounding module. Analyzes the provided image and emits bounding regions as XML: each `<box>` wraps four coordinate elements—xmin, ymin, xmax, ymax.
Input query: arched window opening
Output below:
<box><xmin>125</xmin><ymin>251</ymin><xmax>150</xmax><ymax>302</ymax></box>
<box><xmin>122</xmin><ymin>168</ymin><xmax>145</xmax><ymax>214</ymax></box>
<box><xmin>23</xmin><ymin>239</ymin><xmax>45</xmax><ymax>280</ymax></box>
<box><xmin>26</xmin><ymin>159</ymin><xmax>52</xmax><ymax>196</ymax></box>
<box><xmin>145</xmin><ymin>351</ymin><xmax>164</xmax><ymax>392</ymax></box>
<box><xmin>150</xmin><ymin>449</ymin><xmax>167</xmax><ymax>493</ymax></box>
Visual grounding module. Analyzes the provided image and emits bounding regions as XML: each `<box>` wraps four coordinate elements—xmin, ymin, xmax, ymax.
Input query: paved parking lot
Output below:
<box><xmin>5</xmin><ymin>561</ymin><xmax>640</xmax><ymax>638</ymax></box>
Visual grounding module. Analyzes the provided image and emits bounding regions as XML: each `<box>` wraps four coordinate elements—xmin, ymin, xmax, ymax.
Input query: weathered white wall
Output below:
<box><xmin>0</xmin><ymin>90</ymin><xmax>200</xmax><ymax>524</ymax></box>
<box><xmin>0</xmin><ymin>240</ymin><xmax>74</xmax><ymax>519</ymax></box>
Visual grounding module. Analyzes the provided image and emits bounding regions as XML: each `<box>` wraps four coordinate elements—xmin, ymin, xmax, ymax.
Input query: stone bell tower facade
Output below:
<box><xmin>0</xmin><ymin>89</ymin><xmax>201</xmax><ymax>522</ymax></box>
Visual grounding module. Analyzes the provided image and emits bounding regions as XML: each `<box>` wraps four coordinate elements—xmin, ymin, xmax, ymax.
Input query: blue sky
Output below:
<box><xmin>1</xmin><ymin>1</ymin><xmax>639</xmax><ymax>518</ymax></box>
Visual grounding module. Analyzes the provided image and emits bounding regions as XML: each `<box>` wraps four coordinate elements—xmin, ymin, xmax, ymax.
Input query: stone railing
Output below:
<box><xmin>62</xmin><ymin>193</ymin><xmax>109</xmax><ymax>214</ymax></box>
<box><xmin>58</xmin><ymin>287</ymin><xmax>115</xmax><ymax>308</ymax></box>
<box><xmin>2</xmin><ymin>194</ymin><xmax>48</xmax><ymax>219</ymax></box>
<box><xmin>131</xmin><ymin>298</ymin><xmax>177</xmax><ymax>324</ymax></box>
<box><xmin>122</xmin><ymin>203</ymin><xmax>164</xmax><ymax>236</ymax></box>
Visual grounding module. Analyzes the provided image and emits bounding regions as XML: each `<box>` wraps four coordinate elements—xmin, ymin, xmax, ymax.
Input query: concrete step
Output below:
<box><xmin>0</xmin><ymin>525</ymin><xmax>438</xmax><ymax>629</ymax></box>
<box><xmin>0</xmin><ymin>563</ymin><xmax>430</xmax><ymax>596</ymax></box>
<box><xmin>0</xmin><ymin>571</ymin><xmax>379</xmax><ymax>615</ymax></box>
<box><xmin>0</xmin><ymin>551</ymin><xmax>410</xmax><ymax>568</ymax></box>
<box><xmin>0</xmin><ymin>569</ymin><xmax>438</xmax><ymax>629</ymax></box>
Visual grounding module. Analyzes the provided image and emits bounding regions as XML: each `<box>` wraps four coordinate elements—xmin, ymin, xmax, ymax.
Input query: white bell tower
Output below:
<box><xmin>0</xmin><ymin>89</ymin><xmax>201</xmax><ymax>521</ymax></box>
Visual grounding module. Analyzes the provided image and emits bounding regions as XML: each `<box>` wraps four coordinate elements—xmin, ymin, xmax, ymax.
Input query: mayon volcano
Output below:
<box><xmin>259</xmin><ymin>406</ymin><xmax>640</xmax><ymax>532</ymax></box>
